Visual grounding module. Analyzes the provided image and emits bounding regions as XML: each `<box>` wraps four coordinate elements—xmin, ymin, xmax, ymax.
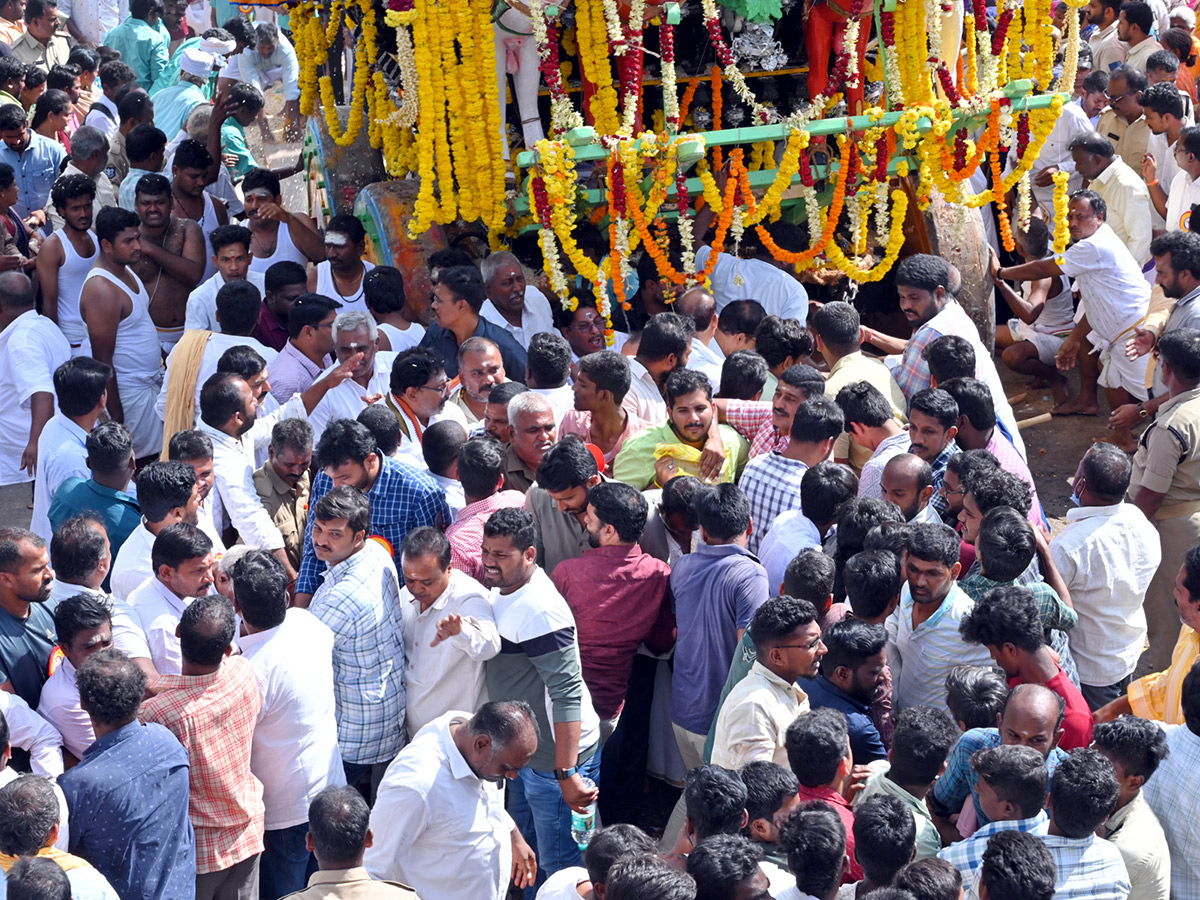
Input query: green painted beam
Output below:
<box><xmin>515</xmin><ymin>80</ymin><xmax>1057</xmax><ymax>166</ymax></box>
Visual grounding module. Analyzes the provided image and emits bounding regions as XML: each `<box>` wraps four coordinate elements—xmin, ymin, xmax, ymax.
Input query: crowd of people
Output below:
<box><xmin>1</xmin><ymin>1</ymin><xmax>1200</xmax><ymax>900</ymax></box>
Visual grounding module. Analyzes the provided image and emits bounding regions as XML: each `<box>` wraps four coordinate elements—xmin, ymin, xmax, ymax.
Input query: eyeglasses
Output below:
<box><xmin>943</xmin><ymin>485</ymin><xmax>966</xmax><ymax>497</ymax></box>
<box><xmin>775</xmin><ymin>638</ymin><xmax>825</xmax><ymax>652</ymax></box>
<box><xmin>1105</xmin><ymin>90</ymin><xmax>1132</xmax><ymax>104</ymax></box>
<box><xmin>418</xmin><ymin>382</ymin><xmax>450</xmax><ymax>394</ymax></box>
<box><xmin>572</xmin><ymin>315</ymin><xmax>605</xmax><ymax>334</ymax></box>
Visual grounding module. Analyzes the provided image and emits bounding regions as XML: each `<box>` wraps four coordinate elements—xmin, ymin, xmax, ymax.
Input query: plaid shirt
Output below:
<box><xmin>738</xmin><ymin>451</ymin><xmax>808</xmax><ymax>554</ymax></box>
<box><xmin>725</xmin><ymin>400</ymin><xmax>788</xmax><ymax>459</ymax></box>
<box><xmin>895</xmin><ymin>324</ymin><xmax>942</xmax><ymax>401</ymax></box>
<box><xmin>939</xmin><ymin>811</ymin><xmax>1049</xmax><ymax>882</ymax></box>
<box><xmin>297</xmin><ymin>453</ymin><xmax>452</xmax><ymax>596</ymax></box>
<box><xmin>139</xmin><ymin>656</ymin><xmax>264</xmax><ymax>874</ymax></box>
<box><xmin>924</xmin><ymin>441</ymin><xmax>960</xmax><ymax>516</ymax></box>
<box><xmin>309</xmin><ymin>538</ymin><xmax>407</xmax><ymax>765</ymax></box>
<box><xmin>1037</xmin><ymin>834</ymin><xmax>1131</xmax><ymax>900</ymax></box>
<box><xmin>1144</xmin><ymin>723</ymin><xmax>1200</xmax><ymax>899</ymax></box>
<box><xmin>445</xmin><ymin>490</ymin><xmax>527</xmax><ymax>580</ymax></box>
<box><xmin>929</xmin><ymin>727</ymin><xmax>1068</xmax><ymax>826</ymax></box>
<box><xmin>957</xmin><ymin>574</ymin><xmax>1078</xmax><ymax>633</ymax></box>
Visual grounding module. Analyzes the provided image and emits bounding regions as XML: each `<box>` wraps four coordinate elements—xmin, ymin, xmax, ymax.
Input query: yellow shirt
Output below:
<box><xmin>1129</xmin><ymin>624</ymin><xmax>1200</xmax><ymax>723</ymax></box>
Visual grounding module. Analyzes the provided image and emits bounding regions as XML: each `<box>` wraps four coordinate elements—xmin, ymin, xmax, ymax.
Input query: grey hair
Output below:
<box><xmin>0</xmin><ymin>776</ymin><xmax>60</xmax><ymax>855</ymax></box>
<box><xmin>185</xmin><ymin>104</ymin><xmax>212</xmax><ymax>141</ymax></box>
<box><xmin>506</xmin><ymin>390</ymin><xmax>553</xmax><ymax>427</ymax></box>
<box><xmin>308</xmin><ymin>786</ymin><xmax>371</xmax><ymax>862</ymax></box>
<box><xmin>70</xmin><ymin>125</ymin><xmax>109</xmax><ymax>162</ymax></box>
<box><xmin>332</xmin><ymin>310</ymin><xmax>378</xmax><ymax>342</ymax></box>
<box><xmin>469</xmin><ymin>699</ymin><xmax>540</xmax><ymax>750</ymax></box>
<box><xmin>480</xmin><ymin>250</ymin><xmax>522</xmax><ymax>285</ymax></box>
<box><xmin>254</xmin><ymin>20</ymin><xmax>279</xmax><ymax>42</ymax></box>
<box><xmin>270</xmin><ymin>417</ymin><xmax>314</xmax><ymax>456</ymax></box>
<box><xmin>216</xmin><ymin>543</ymin><xmax>254</xmax><ymax>575</ymax></box>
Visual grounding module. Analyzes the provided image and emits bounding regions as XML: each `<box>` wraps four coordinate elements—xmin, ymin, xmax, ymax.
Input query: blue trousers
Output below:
<box><xmin>507</xmin><ymin>748</ymin><xmax>602</xmax><ymax>898</ymax></box>
<box><xmin>259</xmin><ymin>822</ymin><xmax>317</xmax><ymax>899</ymax></box>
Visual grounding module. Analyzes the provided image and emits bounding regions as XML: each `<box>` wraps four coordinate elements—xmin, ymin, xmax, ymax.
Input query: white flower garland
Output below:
<box><xmin>529</xmin><ymin>0</ymin><xmax>583</xmax><ymax>133</ymax></box>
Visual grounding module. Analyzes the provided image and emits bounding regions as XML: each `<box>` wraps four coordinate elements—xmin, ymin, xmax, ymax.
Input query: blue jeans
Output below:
<box><xmin>259</xmin><ymin>822</ymin><xmax>317</xmax><ymax>899</ymax></box>
<box><xmin>508</xmin><ymin>749</ymin><xmax>602</xmax><ymax>898</ymax></box>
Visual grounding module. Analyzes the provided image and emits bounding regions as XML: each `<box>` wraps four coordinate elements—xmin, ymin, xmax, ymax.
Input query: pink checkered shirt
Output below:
<box><xmin>140</xmin><ymin>655</ymin><xmax>265</xmax><ymax>874</ymax></box>
<box><xmin>445</xmin><ymin>490</ymin><xmax>527</xmax><ymax>580</ymax></box>
<box><xmin>724</xmin><ymin>400</ymin><xmax>789</xmax><ymax>459</ymax></box>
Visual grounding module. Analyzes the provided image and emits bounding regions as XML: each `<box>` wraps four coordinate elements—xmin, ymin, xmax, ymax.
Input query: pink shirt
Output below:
<box><xmin>445</xmin><ymin>490</ymin><xmax>526</xmax><ymax>580</ymax></box>
<box><xmin>558</xmin><ymin>409</ymin><xmax>649</xmax><ymax>475</ymax></box>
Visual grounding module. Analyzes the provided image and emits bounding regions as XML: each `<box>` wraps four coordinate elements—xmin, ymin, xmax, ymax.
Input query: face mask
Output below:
<box><xmin>1070</xmin><ymin>491</ymin><xmax>1082</xmax><ymax>507</ymax></box>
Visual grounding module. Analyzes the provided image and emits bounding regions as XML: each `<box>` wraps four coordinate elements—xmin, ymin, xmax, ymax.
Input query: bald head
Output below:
<box><xmin>999</xmin><ymin>683</ymin><xmax>1065</xmax><ymax>758</ymax></box>
<box><xmin>676</xmin><ymin>288</ymin><xmax>718</xmax><ymax>334</ymax></box>
<box><xmin>0</xmin><ymin>272</ymin><xmax>34</xmax><ymax>313</ymax></box>
<box><xmin>881</xmin><ymin>453</ymin><xmax>934</xmax><ymax>521</ymax></box>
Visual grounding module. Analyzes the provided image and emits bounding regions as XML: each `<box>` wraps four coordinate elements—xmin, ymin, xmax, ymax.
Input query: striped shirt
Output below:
<box><xmin>939</xmin><ymin>811</ymin><xmax>1049</xmax><ymax>883</ymax></box>
<box><xmin>1038</xmin><ymin>834</ymin><xmax>1131</xmax><ymax>900</ymax></box>
<box><xmin>1129</xmin><ymin>625</ymin><xmax>1200</xmax><ymax>723</ymax></box>
<box><xmin>308</xmin><ymin>539</ymin><xmax>407</xmax><ymax>765</ymax></box>
<box><xmin>885</xmin><ymin>582</ymin><xmax>993</xmax><ymax>713</ymax></box>
<box><xmin>858</xmin><ymin>431</ymin><xmax>912</xmax><ymax>499</ymax></box>
<box><xmin>1143</xmin><ymin>723</ymin><xmax>1200</xmax><ymax>900</ymax></box>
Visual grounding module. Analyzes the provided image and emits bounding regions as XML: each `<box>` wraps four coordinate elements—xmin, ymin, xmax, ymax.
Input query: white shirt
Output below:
<box><xmin>1165</xmin><ymin>168</ymin><xmax>1200</xmax><ymax>233</ymax></box>
<box><xmin>689</xmin><ymin>335</ymin><xmax>725</xmax><ymax>392</ymax></box>
<box><xmin>83</xmin><ymin>94</ymin><xmax>120</xmax><ymax>137</ymax></box>
<box><xmin>363</xmin><ymin>712</ymin><xmax>516</xmax><ymax>900</ymax></box>
<box><xmin>109</xmin><ymin>520</ymin><xmax>155</xmax><ymax>603</ymax></box>
<box><xmin>1090</xmin><ymin>158</ymin><xmax>1153</xmax><ymax>265</ymax></box>
<box><xmin>307</xmin><ymin>351</ymin><xmax>396</xmax><ymax>445</ymax></box>
<box><xmin>0</xmin><ymin>310</ymin><xmax>71</xmax><ymax>486</ymax></box>
<box><xmin>622</xmin><ymin>358</ymin><xmax>667</xmax><ymax>426</ymax></box>
<box><xmin>378</xmin><ymin>321</ymin><xmax>425</xmax><ymax>354</ymax></box>
<box><xmin>858</xmin><ymin>431</ymin><xmax>913</xmax><ymax>500</ymax></box>
<box><xmin>29</xmin><ymin>411</ymin><xmax>90</xmax><ymax>542</ymax></box>
<box><xmin>155</xmin><ymin>331</ymin><xmax>279</xmax><ymax>423</ymax></box>
<box><xmin>199</xmin><ymin>393</ymin><xmax>307</xmax><ymax>553</ymax></box>
<box><xmin>240</xmin><ymin>607</ymin><xmax>346</xmax><ymax>830</ymax></box>
<box><xmin>430</xmin><ymin>473</ymin><xmax>465</xmax><ymax>519</ymax></box>
<box><xmin>711</xmin><ymin>660</ymin><xmax>810</xmax><ymax>769</ymax></box>
<box><xmin>531</xmin><ymin>385</ymin><xmax>575</xmax><ymax>427</ymax></box>
<box><xmin>1010</xmin><ymin>99</ymin><xmax>1091</xmax><ymax>215</ymax></box>
<box><xmin>37</xmin><ymin>658</ymin><xmax>93</xmax><ymax>760</ymax></box>
<box><xmin>60</xmin><ymin>0</ymin><xmax>127</xmax><ymax>43</ymax></box>
<box><xmin>184</xmin><ymin>270</ymin><xmax>268</xmax><ymax>334</ymax></box>
<box><xmin>885</xmin><ymin>583</ymin><xmax>993</xmax><ymax>713</ymax></box>
<box><xmin>1059</xmin><ymin>223</ymin><xmax>1151</xmax><ymax>345</ymax></box>
<box><xmin>757</xmin><ymin>510</ymin><xmax>822</xmax><ymax>593</ymax></box>
<box><xmin>536</xmin><ymin>867</ymin><xmax>590</xmax><ymax>900</ymax></box>
<box><xmin>400</xmin><ymin>569</ymin><xmax>500</xmax><ymax>739</ymax></box>
<box><xmin>1051</xmin><ymin>503</ymin><xmax>1162</xmax><ymax>685</ymax></box>
<box><xmin>125</xmin><ymin>575</ymin><xmax>192</xmax><ymax>674</ymax></box>
<box><xmin>479</xmin><ymin>286</ymin><xmax>556</xmax><ymax>348</ymax></box>
<box><xmin>0</xmin><ymin>689</ymin><xmax>63</xmax><ymax>777</ymax></box>
<box><xmin>47</xmin><ymin>581</ymin><xmax>151</xmax><ymax>660</ymax></box>
<box><xmin>694</xmin><ymin>244</ymin><xmax>809</xmax><ymax>323</ymax></box>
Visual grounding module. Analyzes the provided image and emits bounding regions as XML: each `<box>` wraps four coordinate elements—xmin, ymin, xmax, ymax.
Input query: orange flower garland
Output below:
<box><xmin>756</xmin><ymin>134</ymin><xmax>853</xmax><ymax>264</ymax></box>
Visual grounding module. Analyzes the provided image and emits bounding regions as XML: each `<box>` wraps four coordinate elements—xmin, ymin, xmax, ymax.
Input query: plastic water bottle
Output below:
<box><xmin>570</xmin><ymin>777</ymin><xmax>598</xmax><ymax>850</ymax></box>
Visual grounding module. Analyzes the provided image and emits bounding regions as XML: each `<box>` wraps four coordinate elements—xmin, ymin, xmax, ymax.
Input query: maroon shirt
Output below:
<box><xmin>251</xmin><ymin>301</ymin><xmax>288</xmax><ymax>351</ymax></box>
<box><xmin>550</xmin><ymin>543</ymin><xmax>675</xmax><ymax>719</ymax></box>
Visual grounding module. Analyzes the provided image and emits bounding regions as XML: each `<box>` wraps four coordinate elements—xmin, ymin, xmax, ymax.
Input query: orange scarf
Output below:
<box><xmin>0</xmin><ymin>845</ymin><xmax>93</xmax><ymax>873</ymax></box>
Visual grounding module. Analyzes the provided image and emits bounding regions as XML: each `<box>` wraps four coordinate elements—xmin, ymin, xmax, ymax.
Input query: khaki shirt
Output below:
<box><xmin>1096</xmin><ymin>110</ymin><xmax>1153</xmax><ymax>173</ymax></box>
<box><xmin>10</xmin><ymin>31</ymin><xmax>71</xmax><ymax>73</ymax></box>
<box><xmin>501</xmin><ymin>443</ymin><xmax>537</xmax><ymax>494</ymax></box>
<box><xmin>281</xmin><ymin>866</ymin><xmax>420</xmax><ymax>900</ymax></box>
<box><xmin>1129</xmin><ymin>386</ymin><xmax>1200</xmax><ymax>512</ymax></box>
<box><xmin>826</xmin><ymin>351</ymin><xmax>908</xmax><ymax>474</ymax></box>
<box><xmin>252</xmin><ymin>462</ymin><xmax>310</xmax><ymax>571</ymax></box>
<box><xmin>446</xmin><ymin>386</ymin><xmax>481</xmax><ymax>425</ymax></box>
<box><xmin>105</xmin><ymin>130</ymin><xmax>129</xmax><ymax>187</ymax></box>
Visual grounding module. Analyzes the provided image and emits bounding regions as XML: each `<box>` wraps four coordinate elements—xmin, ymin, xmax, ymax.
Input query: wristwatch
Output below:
<box><xmin>554</xmin><ymin>766</ymin><xmax>579</xmax><ymax>781</ymax></box>
<box><xmin>1138</xmin><ymin>401</ymin><xmax>1149</xmax><ymax>419</ymax></box>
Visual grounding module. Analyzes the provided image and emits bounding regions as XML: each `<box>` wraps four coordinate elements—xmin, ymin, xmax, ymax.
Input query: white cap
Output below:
<box><xmin>198</xmin><ymin>35</ymin><xmax>237</xmax><ymax>57</ymax></box>
<box><xmin>1173</xmin><ymin>5</ymin><xmax>1196</xmax><ymax>26</ymax></box>
<box><xmin>179</xmin><ymin>48</ymin><xmax>216</xmax><ymax>79</ymax></box>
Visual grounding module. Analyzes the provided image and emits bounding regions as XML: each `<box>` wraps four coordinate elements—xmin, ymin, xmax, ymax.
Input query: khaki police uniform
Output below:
<box><xmin>281</xmin><ymin>866</ymin><xmax>421</xmax><ymax>899</ymax></box>
<box><xmin>1129</xmin><ymin>385</ymin><xmax>1200</xmax><ymax>668</ymax></box>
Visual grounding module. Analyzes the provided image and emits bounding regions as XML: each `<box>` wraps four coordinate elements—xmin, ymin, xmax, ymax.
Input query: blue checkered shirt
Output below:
<box><xmin>1143</xmin><ymin>723</ymin><xmax>1200</xmax><ymax>900</ymax></box>
<box><xmin>929</xmin><ymin>728</ymin><xmax>1067</xmax><ymax>826</ymax></box>
<box><xmin>924</xmin><ymin>441</ymin><xmax>961</xmax><ymax>517</ymax></box>
<box><xmin>738</xmin><ymin>451</ymin><xmax>809</xmax><ymax>555</ymax></box>
<box><xmin>1038</xmin><ymin>833</ymin><xmax>1131</xmax><ymax>900</ymax></box>
<box><xmin>297</xmin><ymin>453</ymin><xmax>452</xmax><ymax>596</ymax></box>
<box><xmin>939</xmin><ymin>811</ymin><xmax>1049</xmax><ymax>882</ymax></box>
<box><xmin>308</xmin><ymin>538</ymin><xmax>407</xmax><ymax>765</ymax></box>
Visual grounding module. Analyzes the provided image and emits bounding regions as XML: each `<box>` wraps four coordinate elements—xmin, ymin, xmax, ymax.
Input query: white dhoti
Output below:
<box><xmin>1092</xmin><ymin>328</ymin><xmax>1151</xmax><ymax>401</ymax></box>
<box><xmin>118</xmin><ymin>369</ymin><xmax>165</xmax><ymax>459</ymax></box>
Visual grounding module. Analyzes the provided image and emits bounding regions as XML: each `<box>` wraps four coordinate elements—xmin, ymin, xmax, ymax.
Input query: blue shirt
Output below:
<box><xmin>929</xmin><ymin>727</ymin><xmax>1068</xmax><ymax>826</ymax></box>
<box><xmin>152</xmin><ymin>81</ymin><xmax>206</xmax><ymax>141</ymax></box>
<box><xmin>417</xmin><ymin>317</ymin><xmax>528</xmax><ymax>380</ymax></box>
<box><xmin>669</xmin><ymin>543</ymin><xmax>770</xmax><ymax>734</ymax></box>
<box><xmin>102</xmin><ymin>18</ymin><xmax>169</xmax><ymax>92</ymax></box>
<box><xmin>800</xmin><ymin>674</ymin><xmax>888</xmax><ymax>764</ymax></box>
<box><xmin>296</xmin><ymin>453</ymin><xmax>452</xmax><ymax>595</ymax></box>
<box><xmin>0</xmin><ymin>598</ymin><xmax>57</xmax><ymax>708</ymax></box>
<box><xmin>49</xmin><ymin>478</ymin><xmax>141</xmax><ymax>590</ymax></box>
<box><xmin>59</xmin><ymin>720</ymin><xmax>195</xmax><ymax>900</ymax></box>
<box><xmin>0</xmin><ymin>133</ymin><xmax>64</xmax><ymax>219</ymax></box>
